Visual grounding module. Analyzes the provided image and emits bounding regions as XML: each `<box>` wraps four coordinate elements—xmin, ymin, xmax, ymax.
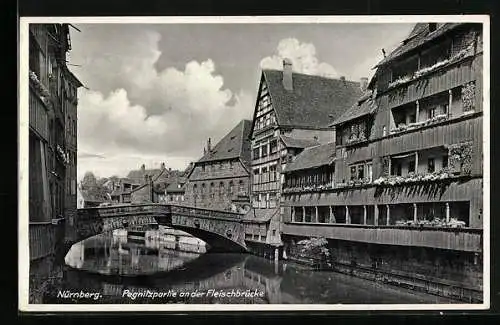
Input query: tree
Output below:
<box><xmin>81</xmin><ymin>171</ymin><xmax>97</xmax><ymax>190</ymax></box>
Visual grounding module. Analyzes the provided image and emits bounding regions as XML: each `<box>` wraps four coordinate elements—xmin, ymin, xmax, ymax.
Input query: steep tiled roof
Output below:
<box><xmin>188</xmin><ymin>168</ymin><xmax>249</xmax><ymax>181</ymax></box>
<box><xmin>331</xmin><ymin>91</ymin><xmax>378</xmax><ymax>126</ymax></box>
<box><xmin>280</xmin><ymin>135</ymin><xmax>320</xmax><ymax>149</ymax></box>
<box><xmin>284</xmin><ymin>142</ymin><xmax>336</xmax><ymax>173</ymax></box>
<box><xmin>198</xmin><ymin>119</ymin><xmax>252</xmax><ymax>166</ymax></box>
<box><xmin>127</xmin><ymin>168</ymin><xmax>163</xmax><ymax>184</ymax></box>
<box><xmin>375</xmin><ymin>23</ymin><xmax>463</xmax><ymax>67</ymax></box>
<box><xmin>261</xmin><ymin>70</ymin><xmax>364</xmax><ymax>129</ymax></box>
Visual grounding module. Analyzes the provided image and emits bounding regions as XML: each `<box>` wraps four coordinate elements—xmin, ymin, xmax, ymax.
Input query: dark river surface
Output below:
<box><xmin>47</xmin><ymin>229</ymin><xmax>457</xmax><ymax>304</ymax></box>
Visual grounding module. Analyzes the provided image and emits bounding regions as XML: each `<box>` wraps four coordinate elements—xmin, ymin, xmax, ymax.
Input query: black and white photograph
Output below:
<box><xmin>18</xmin><ymin>16</ymin><xmax>490</xmax><ymax>311</ymax></box>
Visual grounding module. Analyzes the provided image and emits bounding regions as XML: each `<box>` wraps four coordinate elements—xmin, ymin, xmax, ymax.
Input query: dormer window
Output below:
<box><xmin>429</xmin><ymin>23</ymin><xmax>437</xmax><ymax>33</ymax></box>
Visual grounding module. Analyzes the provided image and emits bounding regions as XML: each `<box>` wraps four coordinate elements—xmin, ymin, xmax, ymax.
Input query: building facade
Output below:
<box><xmin>29</xmin><ymin>23</ymin><xmax>82</xmax><ymax>223</ymax></box>
<box><xmin>28</xmin><ymin>23</ymin><xmax>83</xmax><ymax>303</ymax></box>
<box><xmin>184</xmin><ymin>119</ymin><xmax>252</xmax><ymax>211</ymax></box>
<box><xmin>281</xmin><ymin>23</ymin><xmax>484</xmax><ymax>301</ymax></box>
<box><xmin>250</xmin><ymin>60</ymin><xmax>364</xmax><ymax>211</ymax></box>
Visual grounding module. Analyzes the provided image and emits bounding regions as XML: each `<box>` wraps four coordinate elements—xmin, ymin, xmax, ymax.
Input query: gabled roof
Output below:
<box><xmin>280</xmin><ymin>135</ymin><xmax>320</xmax><ymax>149</ymax></box>
<box><xmin>284</xmin><ymin>142</ymin><xmax>336</xmax><ymax>173</ymax></box>
<box><xmin>165</xmin><ymin>181</ymin><xmax>186</xmax><ymax>193</ymax></box>
<box><xmin>375</xmin><ymin>23</ymin><xmax>464</xmax><ymax>67</ymax></box>
<box><xmin>258</xmin><ymin>70</ymin><xmax>364</xmax><ymax>130</ymax></box>
<box><xmin>198</xmin><ymin>119</ymin><xmax>252</xmax><ymax>165</ymax></box>
<box><xmin>331</xmin><ymin>90</ymin><xmax>378</xmax><ymax>126</ymax></box>
<box><xmin>127</xmin><ymin>168</ymin><xmax>162</xmax><ymax>183</ymax></box>
<box><xmin>126</xmin><ymin>167</ymin><xmax>173</xmax><ymax>184</ymax></box>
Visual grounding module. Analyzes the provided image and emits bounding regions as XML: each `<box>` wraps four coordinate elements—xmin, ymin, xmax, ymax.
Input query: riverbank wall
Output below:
<box><xmin>281</xmin><ymin>235</ymin><xmax>483</xmax><ymax>303</ymax></box>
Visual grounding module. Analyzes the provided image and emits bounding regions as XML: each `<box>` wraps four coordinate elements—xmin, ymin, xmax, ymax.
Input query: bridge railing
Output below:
<box><xmin>78</xmin><ymin>203</ymin><xmax>244</xmax><ymax>220</ymax></box>
<box><xmin>170</xmin><ymin>204</ymin><xmax>244</xmax><ymax>220</ymax></box>
<box><xmin>79</xmin><ymin>203</ymin><xmax>171</xmax><ymax>218</ymax></box>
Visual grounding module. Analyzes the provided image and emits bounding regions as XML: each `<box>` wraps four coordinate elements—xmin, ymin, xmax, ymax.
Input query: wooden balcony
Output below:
<box><xmin>29</xmin><ymin>222</ymin><xmax>57</xmax><ymax>260</ymax></box>
<box><xmin>378</xmin><ymin>112</ymin><xmax>482</xmax><ymax>157</ymax></box>
<box><xmin>282</xmin><ymin>222</ymin><xmax>482</xmax><ymax>253</ymax></box>
<box><xmin>380</xmin><ymin>55</ymin><xmax>481</xmax><ymax>110</ymax></box>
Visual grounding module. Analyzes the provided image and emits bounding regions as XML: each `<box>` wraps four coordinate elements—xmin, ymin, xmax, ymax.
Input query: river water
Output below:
<box><xmin>45</xmin><ymin>229</ymin><xmax>458</xmax><ymax>304</ymax></box>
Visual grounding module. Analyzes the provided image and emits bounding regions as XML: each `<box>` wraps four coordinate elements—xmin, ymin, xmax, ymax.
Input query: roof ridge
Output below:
<box><xmin>262</xmin><ymin>68</ymin><xmax>361</xmax><ymax>84</ymax></box>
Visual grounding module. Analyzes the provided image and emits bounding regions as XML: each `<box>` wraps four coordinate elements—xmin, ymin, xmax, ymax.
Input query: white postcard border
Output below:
<box><xmin>18</xmin><ymin>14</ymin><xmax>491</xmax><ymax>312</ymax></box>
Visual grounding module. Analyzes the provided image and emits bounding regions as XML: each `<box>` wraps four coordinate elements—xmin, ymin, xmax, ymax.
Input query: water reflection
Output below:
<box><xmin>55</xmin><ymin>230</ymin><xmax>457</xmax><ymax>304</ymax></box>
<box><xmin>65</xmin><ymin>229</ymin><xmax>206</xmax><ymax>276</ymax></box>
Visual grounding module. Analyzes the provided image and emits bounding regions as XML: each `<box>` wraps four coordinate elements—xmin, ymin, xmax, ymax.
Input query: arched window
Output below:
<box><xmin>238</xmin><ymin>180</ymin><xmax>245</xmax><ymax>194</ymax></box>
<box><xmin>219</xmin><ymin>182</ymin><xmax>225</xmax><ymax>197</ymax></box>
<box><xmin>193</xmin><ymin>184</ymin><xmax>198</xmax><ymax>193</ymax></box>
<box><xmin>228</xmin><ymin>181</ymin><xmax>234</xmax><ymax>194</ymax></box>
<box><xmin>210</xmin><ymin>182</ymin><xmax>215</xmax><ymax>198</ymax></box>
<box><xmin>201</xmin><ymin>183</ymin><xmax>206</xmax><ymax>198</ymax></box>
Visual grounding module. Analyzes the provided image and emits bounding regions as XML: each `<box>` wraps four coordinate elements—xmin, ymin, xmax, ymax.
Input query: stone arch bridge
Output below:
<box><xmin>67</xmin><ymin>204</ymin><xmax>250</xmax><ymax>254</ymax></box>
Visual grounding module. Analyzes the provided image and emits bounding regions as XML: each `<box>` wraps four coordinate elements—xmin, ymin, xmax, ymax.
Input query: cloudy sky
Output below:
<box><xmin>68</xmin><ymin>22</ymin><xmax>414</xmax><ymax>180</ymax></box>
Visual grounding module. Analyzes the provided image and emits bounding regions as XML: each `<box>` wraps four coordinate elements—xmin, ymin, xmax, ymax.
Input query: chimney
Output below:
<box><xmin>340</xmin><ymin>76</ymin><xmax>345</xmax><ymax>82</ymax></box>
<box><xmin>360</xmin><ymin>77</ymin><xmax>369</xmax><ymax>92</ymax></box>
<box><xmin>207</xmin><ymin>137</ymin><xmax>212</xmax><ymax>152</ymax></box>
<box><xmin>282</xmin><ymin>58</ymin><xmax>293</xmax><ymax>91</ymax></box>
<box><xmin>161</xmin><ymin>162</ymin><xmax>165</xmax><ymax>170</ymax></box>
<box><xmin>141</xmin><ymin>164</ymin><xmax>145</xmax><ymax>172</ymax></box>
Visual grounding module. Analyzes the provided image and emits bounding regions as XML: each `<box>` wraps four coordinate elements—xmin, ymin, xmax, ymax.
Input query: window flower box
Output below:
<box><xmin>387</xmin><ymin>41</ymin><xmax>476</xmax><ymax>90</ymax></box>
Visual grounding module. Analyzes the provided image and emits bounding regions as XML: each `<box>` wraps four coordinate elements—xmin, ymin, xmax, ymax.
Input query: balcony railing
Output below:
<box><xmin>282</xmin><ymin>223</ymin><xmax>482</xmax><ymax>253</ymax></box>
<box><xmin>387</xmin><ymin>41</ymin><xmax>476</xmax><ymax>91</ymax></box>
<box><xmin>283</xmin><ymin>183</ymin><xmax>335</xmax><ymax>193</ymax></box>
<box><xmin>391</xmin><ymin>114</ymin><xmax>448</xmax><ymax>134</ymax></box>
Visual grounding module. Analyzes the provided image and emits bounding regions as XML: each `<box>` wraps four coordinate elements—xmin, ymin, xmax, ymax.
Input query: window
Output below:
<box><xmin>357</xmin><ymin>165</ymin><xmax>364</xmax><ymax>180</ymax></box>
<box><xmin>219</xmin><ymin>182</ymin><xmax>225</xmax><ymax>196</ymax></box>
<box><xmin>201</xmin><ymin>183</ymin><xmax>206</xmax><ymax>197</ymax></box>
<box><xmin>253</xmin><ymin>147</ymin><xmax>260</xmax><ymax>160</ymax></box>
<box><xmin>408</xmin><ymin>159</ymin><xmax>416</xmax><ymax>173</ymax></box>
<box><xmin>238</xmin><ymin>180</ymin><xmax>245</xmax><ymax>194</ymax></box>
<box><xmin>443</xmin><ymin>154</ymin><xmax>449</xmax><ymax>168</ymax></box>
<box><xmin>429</xmin><ymin>23</ymin><xmax>437</xmax><ymax>32</ymax></box>
<box><xmin>202</xmin><ymin>165</ymin><xmax>206</xmax><ymax>172</ymax></box>
<box><xmin>366</xmin><ymin>163</ymin><xmax>373</xmax><ymax>182</ymax></box>
<box><xmin>228</xmin><ymin>181</ymin><xmax>234</xmax><ymax>194</ymax></box>
<box><xmin>382</xmin><ymin>126</ymin><xmax>387</xmax><ymax>136</ymax></box>
<box><xmin>270</xmin><ymin>139</ymin><xmax>278</xmax><ymax>153</ymax></box>
<box><xmin>392</xmin><ymin>162</ymin><xmax>403</xmax><ymax>176</ymax></box>
<box><xmin>428</xmin><ymin>105</ymin><xmax>437</xmax><ymax>119</ymax></box>
<box><xmin>262</xmin><ymin>143</ymin><xmax>268</xmax><ymax>157</ymax></box>
<box><xmin>270</xmin><ymin>164</ymin><xmax>277</xmax><ymax>182</ymax></box>
<box><xmin>229</xmin><ymin>160</ymin><xmax>233</xmax><ymax>169</ymax></box>
<box><xmin>350</xmin><ymin>166</ymin><xmax>357</xmax><ymax>181</ymax></box>
<box><xmin>428</xmin><ymin>158</ymin><xmax>435</xmax><ymax>173</ymax></box>
<box><xmin>253</xmin><ymin>169</ymin><xmax>259</xmax><ymax>183</ymax></box>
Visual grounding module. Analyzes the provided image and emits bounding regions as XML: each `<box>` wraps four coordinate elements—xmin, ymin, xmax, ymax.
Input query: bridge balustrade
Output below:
<box><xmin>170</xmin><ymin>205</ymin><xmax>244</xmax><ymax>220</ymax></box>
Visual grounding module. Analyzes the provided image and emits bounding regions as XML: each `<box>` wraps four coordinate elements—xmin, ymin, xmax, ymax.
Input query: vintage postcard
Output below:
<box><xmin>18</xmin><ymin>15</ymin><xmax>490</xmax><ymax>312</ymax></box>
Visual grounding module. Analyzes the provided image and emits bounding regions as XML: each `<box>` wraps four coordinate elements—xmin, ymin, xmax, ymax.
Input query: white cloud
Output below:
<box><xmin>260</xmin><ymin>38</ymin><xmax>340</xmax><ymax>78</ymax></box>
<box><xmin>73</xmin><ymin>28</ymin><xmax>253</xmax><ymax>179</ymax></box>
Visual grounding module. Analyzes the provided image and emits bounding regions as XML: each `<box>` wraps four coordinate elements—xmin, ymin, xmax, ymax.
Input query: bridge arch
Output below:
<box><xmin>67</xmin><ymin>204</ymin><xmax>248</xmax><ymax>255</ymax></box>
